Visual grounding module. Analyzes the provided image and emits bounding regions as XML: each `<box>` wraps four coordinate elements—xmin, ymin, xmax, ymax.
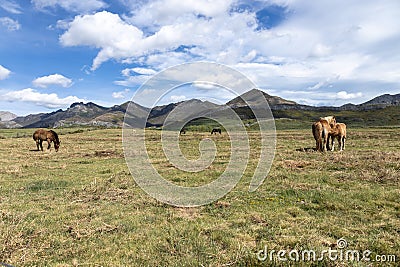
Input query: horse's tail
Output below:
<box><xmin>322</xmin><ymin>127</ymin><xmax>326</xmax><ymax>140</ymax></box>
<box><xmin>312</xmin><ymin>123</ymin><xmax>317</xmax><ymax>139</ymax></box>
<box><xmin>312</xmin><ymin>122</ymin><xmax>323</xmax><ymax>151</ymax></box>
<box><xmin>33</xmin><ymin>130</ymin><xmax>40</xmax><ymax>141</ymax></box>
<box><xmin>322</xmin><ymin>126</ymin><xmax>330</xmax><ymax>151</ymax></box>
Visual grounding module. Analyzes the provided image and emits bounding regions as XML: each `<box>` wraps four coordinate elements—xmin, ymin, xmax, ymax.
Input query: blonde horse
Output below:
<box><xmin>328</xmin><ymin>123</ymin><xmax>346</xmax><ymax>151</ymax></box>
<box><xmin>312</xmin><ymin>116</ymin><xmax>336</xmax><ymax>152</ymax></box>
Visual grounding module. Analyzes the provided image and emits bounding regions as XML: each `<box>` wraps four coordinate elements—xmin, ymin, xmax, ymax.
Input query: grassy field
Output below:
<box><xmin>0</xmin><ymin>127</ymin><xmax>399</xmax><ymax>266</ymax></box>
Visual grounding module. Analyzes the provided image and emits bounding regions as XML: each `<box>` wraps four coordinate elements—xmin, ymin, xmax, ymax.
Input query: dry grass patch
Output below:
<box><xmin>0</xmin><ymin>128</ymin><xmax>399</xmax><ymax>266</ymax></box>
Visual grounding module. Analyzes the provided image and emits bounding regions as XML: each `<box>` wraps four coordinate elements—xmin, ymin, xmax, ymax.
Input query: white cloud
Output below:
<box><xmin>125</xmin><ymin>67</ymin><xmax>157</xmax><ymax>76</ymax></box>
<box><xmin>0</xmin><ymin>17</ymin><xmax>20</xmax><ymax>31</ymax></box>
<box><xmin>141</xmin><ymin>51</ymin><xmax>195</xmax><ymax>71</ymax></box>
<box><xmin>314</xmin><ymin>90</ymin><xmax>363</xmax><ymax>101</ymax></box>
<box><xmin>336</xmin><ymin>91</ymin><xmax>363</xmax><ymax>100</ymax></box>
<box><xmin>114</xmin><ymin>75</ymin><xmax>150</xmax><ymax>87</ymax></box>
<box><xmin>0</xmin><ymin>64</ymin><xmax>11</xmax><ymax>80</ymax></box>
<box><xmin>126</xmin><ymin>0</ymin><xmax>233</xmax><ymax>29</ymax></box>
<box><xmin>279</xmin><ymin>89</ymin><xmax>364</xmax><ymax>106</ymax></box>
<box><xmin>2</xmin><ymin>88</ymin><xmax>84</xmax><ymax>108</ymax></box>
<box><xmin>59</xmin><ymin>10</ymin><xmax>262</xmax><ymax>70</ymax></box>
<box><xmin>55</xmin><ymin>19</ymin><xmax>70</xmax><ymax>30</ymax></box>
<box><xmin>191</xmin><ymin>81</ymin><xmax>220</xmax><ymax>90</ymax></box>
<box><xmin>170</xmin><ymin>95</ymin><xmax>187</xmax><ymax>102</ymax></box>
<box><xmin>114</xmin><ymin>67</ymin><xmax>157</xmax><ymax>87</ymax></box>
<box><xmin>57</xmin><ymin>1</ymin><xmax>400</xmax><ymax>106</ymax></box>
<box><xmin>59</xmin><ymin>2</ymin><xmax>398</xmax><ymax>80</ymax></box>
<box><xmin>310</xmin><ymin>43</ymin><xmax>331</xmax><ymax>58</ymax></box>
<box><xmin>32</xmin><ymin>0</ymin><xmax>107</xmax><ymax>13</ymax></box>
<box><xmin>308</xmin><ymin>75</ymin><xmax>340</xmax><ymax>90</ymax></box>
<box><xmin>60</xmin><ymin>11</ymin><xmax>144</xmax><ymax>70</ymax></box>
<box><xmin>32</xmin><ymin>74</ymin><xmax>73</xmax><ymax>88</ymax></box>
<box><xmin>0</xmin><ymin>0</ymin><xmax>22</xmax><ymax>14</ymax></box>
<box><xmin>121</xmin><ymin>68</ymin><xmax>133</xmax><ymax>77</ymax></box>
<box><xmin>112</xmin><ymin>89</ymin><xmax>130</xmax><ymax>99</ymax></box>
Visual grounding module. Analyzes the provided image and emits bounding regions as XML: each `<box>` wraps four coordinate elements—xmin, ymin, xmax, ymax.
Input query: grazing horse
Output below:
<box><xmin>328</xmin><ymin>123</ymin><xmax>346</xmax><ymax>151</ymax></box>
<box><xmin>211</xmin><ymin>128</ymin><xmax>222</xmax><ymax>135</ymax></box>
<box><xmin>33</xmin><ymin>129</ymin><xmax>60</xmax><ymax>152</ymax></box>
<box><xmin>312</xmin><ymin>116</ymin><xmax>336</xmax><ymax>152</ymax></box>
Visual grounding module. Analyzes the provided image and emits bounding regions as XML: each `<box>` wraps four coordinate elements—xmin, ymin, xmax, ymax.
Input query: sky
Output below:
<box><xmin>0</xmin><ymin>0</ymin><xmax>400</xmax><ymax>116</ymax></box>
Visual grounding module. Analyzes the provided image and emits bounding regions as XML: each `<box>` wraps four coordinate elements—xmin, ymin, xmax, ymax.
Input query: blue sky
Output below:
<box><xmin>0</xmin><ymin>0</ymin><xmax>400</xmax><ymax>115</ymax></box>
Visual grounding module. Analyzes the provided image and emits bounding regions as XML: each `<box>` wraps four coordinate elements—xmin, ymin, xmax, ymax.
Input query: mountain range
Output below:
<box><xmin>0</xmin><ymin>111</ymin><xmax>17</xmax><ymax>122</ymax></box>
<box><xmin>1</xmin><ymin>89</ymin><xmax>400</xmax><ymax>128</ymax></box>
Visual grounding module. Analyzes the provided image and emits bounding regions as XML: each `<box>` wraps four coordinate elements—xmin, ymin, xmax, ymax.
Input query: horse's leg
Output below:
<box><xmin>47</xmin><ymin>139</ymin><xmax>51</xmax><ymax>150</ymax></box>
<box><xmin>322</xmin><ymin>129</ymin><xmax>328</xmax><ymax>152</ymax></box>
<box><xmin>318</xmin><ymin>135</ymin><xmax>323</xmax><ymax>152</ymax></box>
<box><xmin>325</xmin><ymin>134</ymin><xmax>330</xmax><ymax>151</ymax></box>
<box><xmin>317</xmin><ymin>131</ymin><xmax>323</xmax><ymax>152</ymax></box>
<box><xmin>330</xmin><ymin>135</ymin><xmax>335</xmax><ymax>151</ymax></box>
<box><xmin>326</xmin><ymin>135</ymin><xmax>331</xmax><ymax>151</ymax></box>
<box><xmin>342</xmin><ymin>136</ymin><xmax>346</xmax><ymax>151</ymax></box>
<box><xmin>315</xmin><ymin>127</ymin><xmax>322</xmax><ymax>152</ymax></box>
<box><xmin>39</xmin><ymin>140</ymin><xmax>43</xmax><ymax>151</ymax></box>
<box><xmin>327</xmin><ymin>137</ymin><xmax>331</xmax><ymax>151</ymax></box>
<box><xmin>327</xmin><ymin>135</ymin><xmax>333</xmax><ymax>151</ymax></box>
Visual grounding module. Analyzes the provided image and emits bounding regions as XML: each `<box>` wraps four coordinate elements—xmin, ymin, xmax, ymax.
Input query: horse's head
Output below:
<box><xmin>329</xmin><ymin>116</ymin><xmax>337</xmax><ymax>128</ymax></box>
<box><xmin>322</xmin><ymin>116</ymin><xmax>336</xmax><ymax>128</ymax></box>
<box><xmin>54</xmin><ymin>140</ymin><xmax>60</xmax><ymax>152</ymax></box>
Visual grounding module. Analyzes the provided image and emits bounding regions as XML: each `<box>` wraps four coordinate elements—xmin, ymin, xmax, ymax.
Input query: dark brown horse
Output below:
<box><xmin>33</xmin><ymin>129</ymin><xmax>60</xmax><ymax>152</ymax></box>
<box><xmin>211</xmin><ymin>128</ymin><xmax>222</xmax><ymax>135</ymax></box>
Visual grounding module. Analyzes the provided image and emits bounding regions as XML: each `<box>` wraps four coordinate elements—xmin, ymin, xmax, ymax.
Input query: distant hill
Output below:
<box><xmin>12</xmin><ymin>102</ymin><xmax>148</xmax><ymax>128</ymax></box>
<box><xmin>360</xmin><ymin>93</ymin><xmax>400</xmax><ymax>107</ymax></box>
<box><xmin>0</xmin><ymin>111</ymin><xmax>18</xmax><ymax>128</ymax></box>
<box><xmin>147</xmin><ymin>99</ymin><xmax>221</xmax><ymax>127</ymax></box>
<box><xmin>13</xmin><ymin>102</ymin><xmax>108</xmax><ymax>128</ymax></box>
<box><xmin>227</xmin><ymin>88</ymin><xmax>297</xmax><ymax>108</ymax></box>
<box><xmin>0</xmin><ymin>111</ymin><xmax>17</xmax><ymax>121</ymax></box>
<box><xmin>2</xmin><ymin>89</ymin><xmax>400</xmax><ymax>128</ymax></box>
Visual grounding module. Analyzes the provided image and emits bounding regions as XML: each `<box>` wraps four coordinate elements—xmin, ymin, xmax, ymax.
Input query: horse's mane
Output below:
<box><xmin>49</xmin><ymin>130</ymin><xmax>60</xmax><ymax>143</ymax></box>
<box><xmin>320</xmin><ymin>116</ymin><xmax>335</xmax><ymax>121</ymax></box>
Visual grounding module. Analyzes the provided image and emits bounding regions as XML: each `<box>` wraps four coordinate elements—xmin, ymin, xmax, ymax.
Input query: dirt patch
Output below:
<box><xmin>174</xmin><ymin>208</ymin><xmax>200</xmax><ymax>220</ymax></box>
<box><xmin>79</xmin><ymin>138</ymin><xmax>122</xmax><ymax>142</ymax></box>
<box><xmin>296</xmin><ymin>147</ymin><xmax>317</xmax><ymax>152</ymax></box>
<box><xmin>283</xmin><ymin>160</ymin><xmax>312</xmax><ymax>169</ymax></box>
<box><xmin>66</xmin><ymin>222</ymin><xmax>119</xmax><ymax>240</ymax></box>
<box><xmin>92</xmin><ymin>150</ymin><xmax>123</xmax><ymax>158</ymax></box>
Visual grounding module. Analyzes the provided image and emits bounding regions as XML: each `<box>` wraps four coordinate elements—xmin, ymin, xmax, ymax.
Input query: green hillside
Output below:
<box><xmin>176</xmin><ymin>106</ymin><xmax>400</xmax><ymax>131</ymax></box>
<box><xmin>272</xmin><ymin>106</ymin><xmax>400</xmax><ymax>129</ymax></box>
